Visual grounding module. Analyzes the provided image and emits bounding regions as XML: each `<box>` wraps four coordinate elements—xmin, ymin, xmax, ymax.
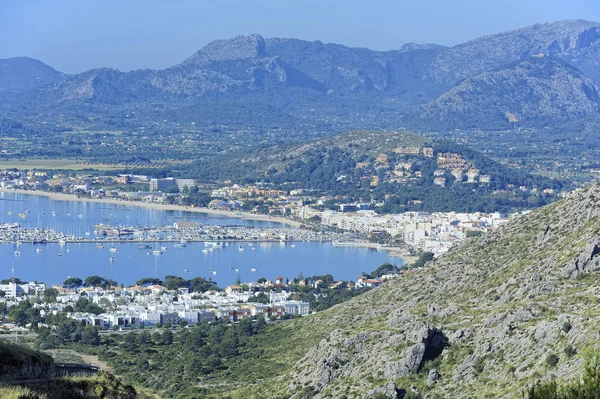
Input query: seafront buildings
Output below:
<box><xmin>0</xmin><ymin>279</ymin><xmax>312</xmax><ymax>329</ymax></box>
<box><xmin>0</xmin><ymin>171</ymin><xmax>519</xmax><ymax>255</ymax></box>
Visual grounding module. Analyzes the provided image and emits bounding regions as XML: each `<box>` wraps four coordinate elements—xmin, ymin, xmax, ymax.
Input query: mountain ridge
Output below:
<box><xmin>3</xmin><ymin>19</ymin><xmax>600</xmax><ymax>133</ymax></box>
<box><xmin>412</xmin><ymin>55</ymin><xmax>600</xmax><ymax>129</ymax></box>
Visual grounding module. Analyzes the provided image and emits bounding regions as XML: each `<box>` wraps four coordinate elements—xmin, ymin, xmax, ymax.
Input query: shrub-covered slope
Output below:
<box><xmin>211</xmin><ymin>184</ymin><xmax>600</xmax><ymax>398</ymax></box>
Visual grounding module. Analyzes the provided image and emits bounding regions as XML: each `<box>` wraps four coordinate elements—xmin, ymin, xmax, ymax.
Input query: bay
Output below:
<box><xmin>0</xmin><ymin>192</ymin><xmax>402</xmax><ymax>286</ymax></box>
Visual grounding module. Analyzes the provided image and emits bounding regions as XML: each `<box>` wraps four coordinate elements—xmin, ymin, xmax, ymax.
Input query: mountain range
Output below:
<box><xmin>3</xmin><ymin>19</ymin><xmax>600</xmax><ymax>132</ymax></box>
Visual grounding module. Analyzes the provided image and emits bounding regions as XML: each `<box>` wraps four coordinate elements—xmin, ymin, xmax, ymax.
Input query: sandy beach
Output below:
<box><xmin>0</xmin><ymin>188</ymin><xmax>303</xmax><ymax>228</ymax></box>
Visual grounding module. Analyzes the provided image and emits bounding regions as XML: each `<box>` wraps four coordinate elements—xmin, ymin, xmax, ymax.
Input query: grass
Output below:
<box><xmin>0</xmin><ymin>385</ymin><xmax>46</xmax><ymax>399</ymax></box>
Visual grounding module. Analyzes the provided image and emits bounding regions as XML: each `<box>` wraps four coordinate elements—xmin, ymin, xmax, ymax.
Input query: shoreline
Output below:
<box><xmin>0</xmin><ymin>188</ymin><xmax>303</xmax><ymax>228</ymax></box>
<box><xmin>333</xmin><ymin>241</ymin><xmax>416</xmax><ymax>262</ymax></box>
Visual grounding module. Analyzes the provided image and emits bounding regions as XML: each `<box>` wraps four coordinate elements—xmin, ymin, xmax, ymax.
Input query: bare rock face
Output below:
<box><xmin>289</xmin><ymin>322</ymin><xmax>448</xmax><ymax>398</ymax></box>
<box><xmin>427</xmin><ymin>369</ymin><xmax>440</xmax><ymax>386</ymax></box>
<box><xmin>564</xmin><ymin>237</ymin><xmax>600</xmax><ymax>277</ymax></box>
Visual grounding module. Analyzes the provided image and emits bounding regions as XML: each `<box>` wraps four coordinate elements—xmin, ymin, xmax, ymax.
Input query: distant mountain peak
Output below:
<box><xmin>399</xmin><ymin>42</ymin><xmax>447</xmax><ymax>52</ymax></box>
<box><xmin>0</xmin><ymin>56</ymin><xmax>64</xmax><ymax>92</ymax></box>
<box><xmin>184</xmin><ymin>33</ymin><xmax>267</xmax><ymax>65</ymax></box>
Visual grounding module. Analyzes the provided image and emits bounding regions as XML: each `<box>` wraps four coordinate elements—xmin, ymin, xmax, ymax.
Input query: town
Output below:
<box><xmin>0</xmin><ymin>262</ymin><xmax>406</xmax><ymax>332</ymax></box>
<box><xmin>0</xmin><ymin>169</ymin><xmax>527</xmax><ymax>256</ymax></box>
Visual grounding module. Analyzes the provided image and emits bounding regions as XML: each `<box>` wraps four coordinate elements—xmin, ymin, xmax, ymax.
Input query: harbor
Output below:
<box><xmin>0</xmin><ymin>191</ymin><xmax>403</xmax><ymax>287</ymax></box>
<box><xmin>0</xmin><ymin>222</ymin><xmax>342</xmax><ymax>244</ymax></box>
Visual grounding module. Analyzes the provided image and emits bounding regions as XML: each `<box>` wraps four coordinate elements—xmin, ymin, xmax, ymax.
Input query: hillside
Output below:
<box><xmin>414</xmin><ymin>56</ymin><xmax>600</xmax><ymax>129</ymax></box>
<box><xmin>428</xmin><ymin>19</ymin><xmax>600</xmax><ymax>85</ymax></box>
<box><xmin>4</xmin><ymin>20</ymin><xmax>600</xmax><ymax>135</ymax></box>
<box><xmin>0</xmin><ymin>57</ymin><xmax>64</xmax><ymax>93</ymax></box>
<box><xmin>181</xmin><ymin>130</ymin><xmax>561</xmax><ymax>213</ymax></box>
<box><xmin>0</xmin><ymin>341</ymin><xmax>153</xmax><ymax>398</ymax></box>
<box><xmin>196</xmin><ymin>183</ymin><xmax>600</xmax><ymax>398</ymax></box>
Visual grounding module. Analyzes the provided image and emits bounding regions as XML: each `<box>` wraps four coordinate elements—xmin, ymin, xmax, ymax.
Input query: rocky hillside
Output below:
<box><xmin>428</xmin><ymin>19</ymin><xmax>600</xmax><ymax>86</ymax></box>
<box><xmin>415</xmin><ymin>56</ymin><xmax>600</xmax><ymax>129</ymax></box>
<box><xmin>208</xmin><ymin>183</ymin><xmax>600</xmax><ymax>398</ymax></box>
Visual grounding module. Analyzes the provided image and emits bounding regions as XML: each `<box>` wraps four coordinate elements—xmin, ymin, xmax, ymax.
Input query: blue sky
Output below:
<box><xmin>2</xmin><ymin>0</ymin><xmax>599</xmax><ymax>73</ymax></box>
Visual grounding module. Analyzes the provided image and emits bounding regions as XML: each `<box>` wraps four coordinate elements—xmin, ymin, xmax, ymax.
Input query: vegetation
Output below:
<box><xmin>526</xmin><ymin>350</ymin><xmax>600</xmax><ymax>398</ymax></box>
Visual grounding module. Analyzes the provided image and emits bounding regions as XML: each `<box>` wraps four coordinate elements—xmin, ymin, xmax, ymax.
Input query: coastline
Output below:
<box><xmin>0</xmin><ymin>188</ymin><xmax>303</xmax><ymax>228</ymax></box>
<box><xmin>333</xmin><ymin>241</ymin><xmax>416</xmax><ymax>262</ymax></box>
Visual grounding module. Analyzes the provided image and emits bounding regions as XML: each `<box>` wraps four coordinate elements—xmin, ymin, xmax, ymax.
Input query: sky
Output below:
<box><xmin>2</xmin><ymin>0</ymin><xmax>600</xmax><ymax>74</ymax></box>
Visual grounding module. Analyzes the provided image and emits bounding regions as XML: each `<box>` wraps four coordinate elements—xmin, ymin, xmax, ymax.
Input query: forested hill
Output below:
<box><xmin>176</xmin><ymin>130</ymin><xmax>562</xmax><ymax>213</ymax></box>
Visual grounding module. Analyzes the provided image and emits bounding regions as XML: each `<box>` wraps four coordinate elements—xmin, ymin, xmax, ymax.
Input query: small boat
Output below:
<box><xmin>235</xmin><ymin>268</ymin><xmax>239</xmax><ymax>272</ymax></box>
<box><xmin>16</xmin><ymin>240</ymin><xmax>22</xmax><ymax>246</ymax></box>
<box><xmin>152</xmin><ymin>250</ymin><xmax>163</xmax><ymax>255</ymax></box>
<box><xmin>208</xmin><ymin>267</ymin><xmax>215</xmax><ymax>271</ymax></box>
<box><xmin>183</xmin><ymin>269</ymin><xmax>189</xmax><ymax>273</ymax></box>
<box><xmin>250</xmin><ymin>268</ymin><xmax>257</xmax><ymax>272</ymax></box>
<box><xmin>58</xmin><ymin>239</ymin><xmax>66</xmax><ymax>246</ymax></box>
<box><xmin>84</xmin><ymin>231</ymin><xmax>90</xmax><ymax>236</ymax></box>
<box><xmin>110</xmin><ymin>247</ymin><xmax>118</xmax><ymax>253</ymax></box>
<box><xmin>212</xmin><ymin>271</ymin><xmax>217</xmax><ymax>275</ymax></box>
<box><xmin>202</xmin><ymin>249</ymin><xmax>209</xmax><ymax>254</ymax></box>
<box><xmin>66</xmin><ymin>249</ymin><xmax>70</xmax><ymax>252</ymax></box>
<box><xmin>52</xmin><ymin>211</ymin><xmax>58</xmax><ymax>216</ymax></box>
<box><xmin>238</xmin><ymin>247</ymin><xmax>245</xmax><ymax>252</ymax></box>
<box><xmin>161</xmin><ymin>246</ymin><xmax>167</xmax><ymax>251</ymax></box>
<box><xmin>58</xmin><ymin>253</ymin><xmax>62</xmax><ymax>257</ymax></box>
<box><xmin>36</xmin><ymin>248</ymin><xmax>43</xmax><ymax>253</ymax></box>
<box><xmin>7</xmin><ymin>211</ymin><xmax>12</xmax><ymax>215</ymax></box>
<box><xmin>14</xmin><ymin>251</ymin><xmax>20</xmax><ymax>256</ymax></box>
<box><xmin>251</xmin><ymin>247</ymin><xmax>256</xmax><ymax>250</ymax></box>
<box><xmin>109</xmin><ymin>256</ymin><xmax>115</xmax><ymax>262</ymax></box>
<box><xmin>174</xmin><ymin>243</ymin><xmax>186</xmax><ymax>248</ymax></box>
<box><xmin>98</xmin><ymin>245</ymin><xmax>104</xmax><ymax>249</ymax></box>
<box><xmin>138</xmin><ymin>244</ymin><xmax>151</xmax><ymax>249</ymax></box>
<box><xmin>290</xmin><ymin>244</ymin><xmax>297</xmax><ymax>248</ymax></box>
<box><xmin>78</xmin><ymin>214</ymin><xmax>84</xmax><ymax>218</ymax></box>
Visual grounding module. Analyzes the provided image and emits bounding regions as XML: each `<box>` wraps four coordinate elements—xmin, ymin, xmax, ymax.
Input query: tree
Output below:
<box><xmin>85</xmin><ymin>276</ymin><xmax>108</xmax><ymax>288</ymax></box>
<box><xmin>0</xmin><ymin>290</ymin><xmax>5</xmax><ymax>298</ymax></box>
<box><xmin>63</xmin><ymin>277</ymin><xmax>83</xmax><ymax>289</ymax></box>
<box><xmin>369</xmin><ymin>263</ymin><xmax>401</xmax><ymax>278</ymax></box>
<box><xmin>82</xmin><ymin>325</ymin><xmax>100</xmax><ymax>345</ymax></box>
<box><xmin>164</xmin><ymin>276</ymin><xmax>187</xmax><ymax>291</ymax></box>
<box><xmin>137</xmin><ymin>330</ymin><xmax>151</xmax><ymax>346</ymax></box>
<box><xmin>136</xmin><ymin>278</ymin><xmax>163</xmax><ymax>287</ymax></box>
<box><xmin>123</xmin><ymin>333</ymin><xmax>138</xmax><ymax>351</ymax></box>
<box><xmin>412</xmin><ymin>252</ymin><xmax>435</xmax><ymax>268</ymax></box>
<box><xmin>43</xmin><ymin>288</ymin><xmax>59</xmax><ymax>303</ymax></box>
<box><xmin>162</xmin><ymin>329</ymin><xmax>174</xmax><ymax>345</ymax></box>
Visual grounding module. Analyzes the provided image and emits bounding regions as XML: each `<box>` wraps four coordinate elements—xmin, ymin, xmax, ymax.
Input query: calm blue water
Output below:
<box><xmin>0</xmin><ymin>192</ymin><xmax>401</xmax><ymax>286</ymax></box>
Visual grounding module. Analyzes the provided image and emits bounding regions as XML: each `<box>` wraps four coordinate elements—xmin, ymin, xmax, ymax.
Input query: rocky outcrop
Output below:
<box><xmin>564</xmin><ymin>237</ymin><xmax>600</xmax><ymax>277</ymax></box>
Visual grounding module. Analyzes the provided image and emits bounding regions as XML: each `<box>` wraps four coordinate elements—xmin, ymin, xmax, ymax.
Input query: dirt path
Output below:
<box><xmin>79</xmin><ymin>354</ymin><xmax>114</xmax><ymax>374</ymax></box>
